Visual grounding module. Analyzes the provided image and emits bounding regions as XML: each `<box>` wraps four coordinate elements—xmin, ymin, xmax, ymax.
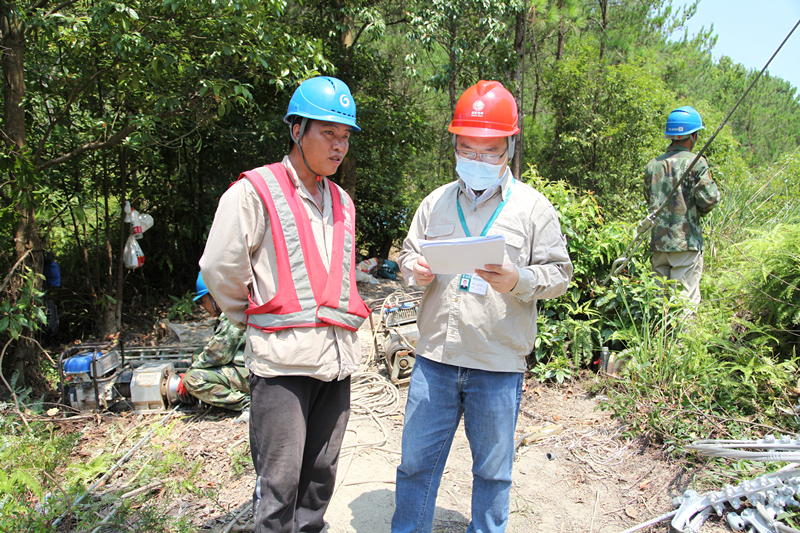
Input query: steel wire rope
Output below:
<box><xmin>520</xmin><ymin>424</ymin><xmax>632</xmax><ymax>469</ymax></box>
<box><xmin>333</xmin><ymin>371</ymin><xmax>402</xmax><ymax>497</ymax></box>
<box><xmin>602</xmin><ymin>17</ymin><xmax>800</xmax><ymax>285</ymax></box>
<box><xmin>687</xmin><ymin>437</ymin><xmax>800</xmax><ymax>460</ymax></box>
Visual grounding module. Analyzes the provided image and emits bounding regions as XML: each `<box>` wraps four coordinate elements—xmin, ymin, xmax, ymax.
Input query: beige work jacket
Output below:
<box><xmin>399</xmin><ymin>169</ymin><xmax>572</xmax><ymax>373</ymax></box>
<box><xmin>199</xmin><ymin>157</ymin><xmax>359</xmax><ymax>381</ymax></box>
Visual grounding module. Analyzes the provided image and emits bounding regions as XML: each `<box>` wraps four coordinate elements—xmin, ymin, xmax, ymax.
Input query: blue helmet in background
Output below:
<box><xmin>664</xmin><ymin>106</ymin><xmax>704</xmax><ymax>137</ymax></box>
<box><xmin>283</xmin><ymin>76</ymin><xmax>360</xmax><ymax>131</ymax></box>
<box><xmin>193</xmin><ymin>272</ymin><xmax>209</xmax><ymax>301</ymax></box>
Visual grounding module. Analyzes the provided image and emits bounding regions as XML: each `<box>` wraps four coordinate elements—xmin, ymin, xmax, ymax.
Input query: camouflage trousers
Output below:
<box><xmin>183</xmin><ymin>364</ymin><xmax>250</xmax><ymax>411</ymax></box>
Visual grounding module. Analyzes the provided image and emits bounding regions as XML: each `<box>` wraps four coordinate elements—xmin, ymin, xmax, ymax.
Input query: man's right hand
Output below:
<box><xmin>413</xmin><ymin>257</ymin><xmax>435</xmax><ymax>286</ymax></box>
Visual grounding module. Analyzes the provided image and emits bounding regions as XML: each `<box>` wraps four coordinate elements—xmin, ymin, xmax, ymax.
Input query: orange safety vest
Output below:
<box><xmin>241</xmin><ymin>163</ymin><xmax>370</xmax><ymax>332</ymax></box>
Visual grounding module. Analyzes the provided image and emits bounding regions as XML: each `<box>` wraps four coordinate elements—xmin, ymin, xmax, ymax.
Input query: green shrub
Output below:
<box><xmin>715</xmin><ymin>223</ymin><xmax>800</xmax><ymax>357</ymax></box>
<box><xmin>167</xmin><ymin>291</ymin><xmax>196</xmax><ymax>322</ymax></box>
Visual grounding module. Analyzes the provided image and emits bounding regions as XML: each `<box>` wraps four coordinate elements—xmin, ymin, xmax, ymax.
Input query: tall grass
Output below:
<box><xmin>603</xmin><ymin>288</ymin><xmax>799</xmax><ymax>449</ymax></box>
<box><xmin>600</xmin><ymin>150</ymin><xmax>800</xmax><ymax>448</ymax></box>
<box><xmin>706</xmin><ymin>148</ymin><xmax>800</xmax><ymax>267</ymax></box>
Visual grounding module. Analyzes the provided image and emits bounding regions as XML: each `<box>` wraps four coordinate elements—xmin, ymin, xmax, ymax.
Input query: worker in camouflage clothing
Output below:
<box><xmin>644</xmin><ymin>106</ymin><xmax>720</xmax><ymax>305</ymax></box>
<box><xmin>181</xmin><ymin>272</ymin><xmax>250</xmax><ymax>412</ymax></box>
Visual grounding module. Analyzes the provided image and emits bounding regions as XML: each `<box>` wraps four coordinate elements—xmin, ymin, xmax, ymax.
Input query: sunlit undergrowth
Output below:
<box><xmin>599</xmin><ymin>296</ymin><xmax>800</xmax><ymax>450</ymax></box>
<box><xmin>531</xmin><ymin>153</ymin><xmax>800</xmax><ymax>449</ymax></box>
<box><xmin>0</xmin><ymin>396</ymin><xmax>202</xmax><ymax>532</ymax></box>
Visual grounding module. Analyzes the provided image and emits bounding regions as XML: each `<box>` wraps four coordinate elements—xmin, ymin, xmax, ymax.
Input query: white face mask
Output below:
<box><xmin>455</xmin><ymin>156</ymin><xmax>505</xmax><ymax>191</ymax></box>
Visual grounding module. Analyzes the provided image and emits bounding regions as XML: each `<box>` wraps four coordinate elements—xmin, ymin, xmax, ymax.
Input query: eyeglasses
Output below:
<box><xmin>455</xmin><ymin>147</ymin><xmax>508</xmax><ymax>165</ymax></box>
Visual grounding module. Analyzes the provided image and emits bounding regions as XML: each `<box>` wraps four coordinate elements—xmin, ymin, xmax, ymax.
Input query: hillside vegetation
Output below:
<box><xmin>2</xmin><ymin>0</ymin><xmax>800</xmax><ymax>527</ymax></box>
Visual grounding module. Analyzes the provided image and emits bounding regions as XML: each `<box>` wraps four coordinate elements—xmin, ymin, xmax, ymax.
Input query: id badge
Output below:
<box><xmin>458</xmin><ymin>274</ymin><xmax>488</xmax><ymax>296</ymax></box>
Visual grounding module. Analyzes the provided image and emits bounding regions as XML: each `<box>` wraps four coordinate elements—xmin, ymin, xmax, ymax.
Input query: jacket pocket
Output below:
<box><xmin>424</xmin><ymin>223</ymin><xmax>456</xmax><ymax>240</ymax></box>
<box><xmin>502</xmin><ymin>229</ymin><xmax>526</xmax><ymax>264</ymax></box>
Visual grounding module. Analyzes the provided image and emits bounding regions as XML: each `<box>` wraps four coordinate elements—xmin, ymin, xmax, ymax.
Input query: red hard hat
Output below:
<box><xmin>449</xmin><ymin>80</ymin><xmax>520</xmax><ymax>137</ymax></box>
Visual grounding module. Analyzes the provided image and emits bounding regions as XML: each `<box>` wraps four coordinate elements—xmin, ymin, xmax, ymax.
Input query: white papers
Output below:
<box><xmin>419</xmin><ymin>235</ymin><xmax>505</xmax><ymax>275</ymax></box>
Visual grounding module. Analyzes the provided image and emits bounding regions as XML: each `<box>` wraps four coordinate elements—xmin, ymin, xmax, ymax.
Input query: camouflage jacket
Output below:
<box><xmin>644</xmin><ymin>145</ymin><xmax>720</xmax><ymax>252</ymax></box>
<box><xmin>192</xmin><ymin>313</ymin><xmax>246</xmax><ymax>368</ymax></box>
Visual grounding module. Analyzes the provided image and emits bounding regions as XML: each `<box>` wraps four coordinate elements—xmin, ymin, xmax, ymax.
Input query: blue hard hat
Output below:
<box><xmin>193</xmin><ymin>272</ymin><xmax>209</xmax><ymax>301</ymax></box>
<box><xmin>283</xmin><ymin>76</ymin><xmax>360</xmax><ymax>131</ymax></box>
<box><xmin>664</xmin><ymin>106</ymin><xmax>704</xmax><ymax>136</ymax></box>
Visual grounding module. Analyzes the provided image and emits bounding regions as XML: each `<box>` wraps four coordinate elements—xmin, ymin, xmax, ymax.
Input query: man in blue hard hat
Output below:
<box><xmin>644</xmin><ymin>106</ymin><xmax>721</xmax><ymax>305</ymax></box>
<box><xmin>179</xmin><ymin>272</ymin><xmax>250</xmax><ymax>413</ymax></box>
<box><xmin>200</xmin><ymin>77</ymin><xmax>370</xmax><ymax>533</ymax></box>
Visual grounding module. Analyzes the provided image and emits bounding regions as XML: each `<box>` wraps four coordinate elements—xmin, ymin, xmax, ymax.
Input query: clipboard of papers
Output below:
<box><xmin>419</xmin><ymin>235</ymin><xmax>505</xmax><ymax>275</ymax></box>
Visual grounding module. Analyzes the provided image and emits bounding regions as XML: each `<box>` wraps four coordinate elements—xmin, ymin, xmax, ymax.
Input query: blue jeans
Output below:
<box><xmin>392</xmin><ymin>356</ymin><xmax>524</xmax><ymax>533</ymax></box>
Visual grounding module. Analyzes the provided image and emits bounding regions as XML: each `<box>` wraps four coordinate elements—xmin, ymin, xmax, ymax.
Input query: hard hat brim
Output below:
<box><xmin>448</xmin><ymin>125</ymin><xmax>520</xmax><ymax>137</ymax></box>
<box><xmin>193</xmin><ymin>291</ymin><xmax>209</xmax><ymax>301</ymax></box>
<box><xmin>283</xmin><ymin>112</ymin><xmax>361</xmax><ymax>131</ymax></box>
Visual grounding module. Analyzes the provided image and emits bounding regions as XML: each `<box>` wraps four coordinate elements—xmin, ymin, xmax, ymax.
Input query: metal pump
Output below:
<box><xmin>59</xmin><ymin>343</ymin><xmax>201</xmax><ymax>413</ymax></box>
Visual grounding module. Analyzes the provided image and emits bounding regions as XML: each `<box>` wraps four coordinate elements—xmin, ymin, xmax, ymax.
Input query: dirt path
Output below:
<box><xmin>324</xmin><ymin>379</ymin><xmax>729</xmax><ymax>533</ymax></box>
<box><xmin>66</xmin><ymin>381</ymin><xmax>732</xmax><ymax>533</ymax></box>
<box><xmin>61</xmin><ymin>280</ymin><xmax>734</xmax><ymax>532</ymax></box>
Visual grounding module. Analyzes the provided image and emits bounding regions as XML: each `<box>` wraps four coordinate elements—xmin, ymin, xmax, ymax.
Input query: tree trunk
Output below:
<box><xmin>448</xmin><ymin>20</ymin><xmax>459</xmax><ymax>181</ymax></box>
<box><xmin>512</xmin><ymin>8</ymin><xmax>526</xmax><ymax>178</ymax></box>
<box><xmin>2</xmin><ymin>1</ymin><xmax>42</xmax><ymax>384</ymax></box>
<box><xmin>598</xmin><ymin>0</ymin><xmax>607</xmax><ymax>61</ymax></box>
<box><xmin>339</xmin><ymin>153</ymin><xmax>357</xmax><ymax>201</ymax></box>
<box><xmin>98</xmin><ymin>147</ymin><xmax>127</xmax><ymax>338</ymax></box>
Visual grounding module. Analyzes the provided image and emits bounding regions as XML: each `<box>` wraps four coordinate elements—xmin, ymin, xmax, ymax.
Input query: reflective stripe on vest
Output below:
<box><xmin>242</xmin><ymin>163</ymin><xmax>369</xmax><ymax>332</ymax></box>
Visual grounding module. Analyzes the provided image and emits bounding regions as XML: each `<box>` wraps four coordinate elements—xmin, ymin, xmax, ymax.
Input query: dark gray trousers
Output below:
<box><xmin>249</xmin><ymin>373</ymin><xmax>351</xmax><ymax>533</ymax></box>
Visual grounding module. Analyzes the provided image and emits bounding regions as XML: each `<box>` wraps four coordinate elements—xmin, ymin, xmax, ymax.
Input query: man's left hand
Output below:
<box><xmin>475</xmin><ymin>264</ymin><xmax>519</xmax><ymax>293</ymax></box>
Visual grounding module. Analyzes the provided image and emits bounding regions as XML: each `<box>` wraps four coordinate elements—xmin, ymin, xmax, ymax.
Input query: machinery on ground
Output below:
<box><xmin>59</xmin><ymin>343</ymin><xmax>203</xmax><ymax>413</ymax></box>
<box><xmin>367</xmin><ymin>292</ymin><xmax>422</xmax><ymax>385</ymax></box>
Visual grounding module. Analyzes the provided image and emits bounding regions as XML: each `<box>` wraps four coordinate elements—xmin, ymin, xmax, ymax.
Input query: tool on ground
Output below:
<box><xmin>618</xmin><ymin>434</ymin><xmax>800</xmax><ymax>533</ymax></box>
<box><xmin>58</xmin><ymin>342</ymin><xmax>202</xmax><ymax>413</ymax></box>
<box><xmin>366</xmin><ymin>291</ymin><xmax>423</xmax><ymax>385</ymax></box>
<box><xmin>602</xmin><ymin>18</ymin><xmax>800</xmax><ymax>285</ymax></box>
<box><xmin>687</xmin><ymin>434</ymin><xmax>800</xmax><ymax>461</ymax></box>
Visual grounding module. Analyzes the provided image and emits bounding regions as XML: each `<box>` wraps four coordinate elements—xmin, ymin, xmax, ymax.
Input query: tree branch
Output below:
<box><xmin>26</xmin><ymin>0</ymin><xmax>52</xmax><ymax>14</ymax></box>
<box><xmin>37</xmin><ymin>124</ymin><xmax>137</xmax><ymax>171</ymax></box>
<box><xmin>34</xmin><ymin>67</ymin><xmax>112</xmax><ymax>167</ymax></box>
<box><xmin>45</xmin><ymin>0</ymin><xmax>80</xmax><ymax>17</ymax></box>
<box><xmin>0</xmin><ymin>249</ymin><xmax>33</xmax><ymax>294</ymax></box>
<box><xmin>0</xmin><ymin>339</ymin><xmax>32</xmax><ymax>433</ymax></box>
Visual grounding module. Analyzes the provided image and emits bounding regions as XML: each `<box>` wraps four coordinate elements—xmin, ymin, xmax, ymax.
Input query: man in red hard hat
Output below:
<box><xmin>392</xmin><ymin>81</ymin><xmax>573</xmax><ymax>532</ymax></box>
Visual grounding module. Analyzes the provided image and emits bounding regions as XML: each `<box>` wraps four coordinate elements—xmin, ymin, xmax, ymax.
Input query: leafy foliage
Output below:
<box><xmin>536</xmin><ymin>44</ymin><xmax>671</xmax><ymax>216</ymax></box>
<box><xmin>0</xmin><ymin>268</ymin><xmax>46</xmax><ymax>341</ymax></box>
<box><xmin>603</xmin><ymin>305</ymin><xmax>800</xmax><ymax>448</ymax></box>
<box><xmin>717</xmin><ymin>224</ymin><xmax>800</xmax><ymax>355</ymax></box>
<box><xmin>0</xmin><ymin>408</ymin><xmax>81</xmax><ymax>531</ymax></box>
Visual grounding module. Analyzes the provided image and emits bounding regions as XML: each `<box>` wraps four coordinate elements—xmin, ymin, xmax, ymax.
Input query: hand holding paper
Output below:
<box><xmin>475</xmin><ymin>263</ymin><xmax>519</xmax><ymax>293</ymax></box>
<box><xmin>413</xmin><ymin>257</ymin><xmax>435</xmax><ymax>285</ymax></box>
<box><xmin>419</xmin><ymin>235</ymin><xmax>505</xmax><ymax>275</ymax></box>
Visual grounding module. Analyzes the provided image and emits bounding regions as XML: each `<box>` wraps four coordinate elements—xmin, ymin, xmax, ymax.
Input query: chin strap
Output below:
<box><xmin>291</xmin><ymin>117</ymin><xmax>325</xmax><ymax>178</ymax></box>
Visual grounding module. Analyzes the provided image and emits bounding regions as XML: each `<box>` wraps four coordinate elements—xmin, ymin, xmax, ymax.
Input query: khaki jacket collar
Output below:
<box><xmin>458</xmin><ymin>166</ymin><xmax>514</xmax><ymax>211</ymax></box>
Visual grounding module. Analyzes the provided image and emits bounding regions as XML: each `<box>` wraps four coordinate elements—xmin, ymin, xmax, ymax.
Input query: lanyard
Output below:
<box><xmin>457</xmin><ymin>177</ymin><xmax>515</xmax><ymax>237</ymax></box>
